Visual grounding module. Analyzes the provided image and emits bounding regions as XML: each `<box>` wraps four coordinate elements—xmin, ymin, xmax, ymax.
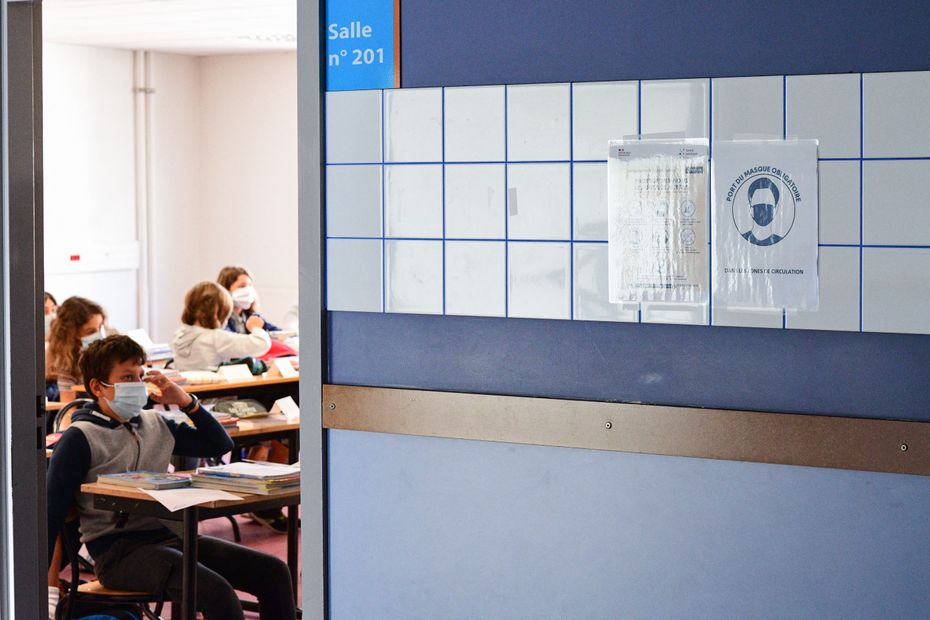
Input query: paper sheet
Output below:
<box><xmin>713</xmin><ymin>140</ymin><xmax>819</xmax><ymax>309</ymax></box>
<box><xmin>142</xmin><ymin>487</ymin><xmax>243</xmax><ymax>512</ymax></box>
<box><xmin>608</xmin><ymin>139</ymin><xmax>709</xmax><ymax>303</ymax></box>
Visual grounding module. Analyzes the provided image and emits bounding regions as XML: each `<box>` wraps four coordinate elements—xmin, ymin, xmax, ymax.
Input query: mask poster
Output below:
<box><xmin>713</xmin><ymin>140</ymin><xmax>819</xmax><ymax>310</ymax></box>
<box><xmin>608</xmin><ymin>139</ymin><xmax>709</xmax><ymax>304</ymax></box>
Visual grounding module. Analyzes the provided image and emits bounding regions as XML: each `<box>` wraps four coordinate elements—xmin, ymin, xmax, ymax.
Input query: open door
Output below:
<box><xmin>0</xmin><ymin>0</ymin><xmax>45</xmax><ymax>616</ymax></box>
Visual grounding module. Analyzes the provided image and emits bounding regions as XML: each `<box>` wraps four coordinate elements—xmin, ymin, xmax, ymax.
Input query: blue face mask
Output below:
<box><xmin>81</xmin><ymin>327</ymin><xmax>106</xmax><ymax>349</ymax></box>
<box><xmin>100</xmin><ymin>381</ymin><xmax>148</xmax><ymax>421</ymax></box>
<box><xmin>750</xmin><ymin>203</ymin><xmax>776</xmax><ymax>227</ymax></box>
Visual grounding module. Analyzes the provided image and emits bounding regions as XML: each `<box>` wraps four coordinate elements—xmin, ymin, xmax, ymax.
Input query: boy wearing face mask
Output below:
<box><xmin>217</xmin><ymin>266</ymin><xmax>281</xmax><ymax>334</ymax></box>
<box><xmin>46</xmin><ymin>335</ymin><xmax>296</xmax><ymax>620</ymax></box>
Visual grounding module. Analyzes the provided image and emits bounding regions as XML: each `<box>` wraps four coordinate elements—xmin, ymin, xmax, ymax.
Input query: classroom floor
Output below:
<box><xmin>64</xmin><ymin>513</ymin><xmax>300</xmax><ymax>619</ymax></box>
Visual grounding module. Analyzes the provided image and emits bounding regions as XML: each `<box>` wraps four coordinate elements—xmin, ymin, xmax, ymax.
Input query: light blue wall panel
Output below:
<box><xmin>329</xmin><ymin>430</ymin><xmax>930</xmax><ymax>619</ymax></box>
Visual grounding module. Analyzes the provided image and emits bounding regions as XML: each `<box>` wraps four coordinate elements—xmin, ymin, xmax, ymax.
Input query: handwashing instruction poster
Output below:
<box><xmin>713</xmin><ymin>140</ymin><xmax>819</xmax><ymax>310</ymax></box>
<box><xmin>608</xmin><ymin>140</ymin><xmax>709</xmax><ymax>304</ymax></box>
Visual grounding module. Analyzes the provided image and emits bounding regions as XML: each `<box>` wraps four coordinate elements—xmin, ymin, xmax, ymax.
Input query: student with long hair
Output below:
<box><xmin>172</xmin><ymin>281</ymin><xmax>271</xmax><ymax>372</ymax></box>
<box><xmin>46</xmin><ymin>296</ymin><xmax>108</xmax><ymax>403</ymax></box>
<box><xmin>216</xmin><ymin>266</ymin><xmax>280</xmax><ymax>334</ymax></box>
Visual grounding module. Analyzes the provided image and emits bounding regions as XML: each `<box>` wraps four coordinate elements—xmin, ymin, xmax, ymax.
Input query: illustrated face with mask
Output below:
<box><xmin>95</xmin><ymin>359</ymin><xmax>148</xmax><ymax>422</ymax></box>
<box><xmin>79</xmin><ymin>314</ymin><xmax>106</xmax><ymax>349</ymax></box>
<box><xmin>747</xmin><ymin>182</ymin><xmax>780</xmax><ymax>228</ymax></box>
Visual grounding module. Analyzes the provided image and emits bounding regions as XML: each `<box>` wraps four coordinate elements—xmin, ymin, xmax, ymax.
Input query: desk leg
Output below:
<box><xmin>287</xmin><ymin>503</ymin><xmax>299</xmax><ymax>601</ymax></box>
<box><xmin>182</xmin><ymin>506</ymin><xmax>199</xmax><ymax>620</ymax></box>
<box><xmin>287</xmin><ymin>429</ymin><xmax>300</xmax><ymax>602</ymax></box>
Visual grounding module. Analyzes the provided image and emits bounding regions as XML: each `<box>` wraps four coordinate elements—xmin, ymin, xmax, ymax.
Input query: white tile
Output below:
<box><xmin>862</xmin><ymin>248</ymin><xmax>930</xmax><ymax>335</ymax></box>
<box><xmin>786</xmin><ymin>74</ymin><xmax>859</xmax><ymax>158</ymax></box>
<box><xmin>641</xmin><ymin>79</ymin><xmax>709</xmax><ymax>139</ymax></box>
<box><xmin>508</xmin><ymin>242</ymin><xmax>570</xmax><ymax>319</ymax></box>
<box><xmin>572</xmin><ymin>81</ymin><xmax>638</xmax><ymax>160</ymax></box>
<box><xmin>385</xmin><ymin>240</ymin><xmax>443</xmax><ymax>314</ymax></box>
<box><xmin>818</xmin><ymin>161</ymin><xmax>860</xmax><ymax>246</ymax></box>
<box><xmin>326</xmin><ymin>239</ymin><xmax>382</xmax><ymax>312</ymax></box>
<box><xmin>641</xmin><ymin>302</ymin><xmax>707</xmax><ymax>325</ymax></box>
<box><xmin>445</xmin><ymin>86</ymin><xmax>505</xmax><ymax>162</ymax></box>
<box><xmin>325</xmin><ymin>165</ymin><xmax>381</xmax><ymax>238</ymax></box>
<box><xmin>712</xmin><ymin>307</ymin><xmax>784</xmax><ymax>329</ymax></box>
<box><xmin>384</xmin><ymin>88</ymin><xmax>442</xmax><ymax>162</ymax></box>
<box><xmin>712</xmin><ymin>76</ymin><xmax>783</xmax><ymax>141</ymax></box>
<box><xmin>507</xmin><ymin>164</ymin><xmax>570</xmax><ymax>240</ymax></box>
<box><xmin>787</xmin><ymin>246</ymin><xmax>859</xmax><ymax>331</ymax></box>
<box><xmin>445</xmin><ymin>164</ymin><xmax>505</xmax><ymax>239</ymax></box>
<box><xmin>573</xmin><ymin>163</ymin><xmax>608</xmax><ymax>241</ymax></box>
<box><xmin>445</xmin><ymin>241</ymin><xmax>506</xmax><ymax>317</ymax></box>
<box><xmin>325</xmin><ymin>90</ymin><xmax>382</xmax><ymax>164</ymax></box>
<box><xmin>863</xmin><ymin>71</ymin><xmax>930</xmax><ymax>158</ymax></box>
<box><xmin>506</xmin><ymin>83</ymin><xmax>570</xmax><ymax>161</ymax></box>
<box><xmin>384</xmin><ymin>165</ymin><xmax>443</xmax><ymax>238</ymax></box>
<box><xmin>573</xmin><ymin>243</ymin><xmax>638</xmax><ymax>322</ymax></box>
<box><xmin>862</xmin><ymin>160</ymin><xmax>930</xmax><ymax>246</ymax></box>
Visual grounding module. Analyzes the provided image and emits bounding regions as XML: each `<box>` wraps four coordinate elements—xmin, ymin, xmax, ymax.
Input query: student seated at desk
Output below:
<box><xmin>172</xmin><ymin>281</ymin><xmax>271</xmax><ymax>372</ymax></box>
<box><xmin>44</xmin><ymin>291</ymin><xmax>58</xmax><ymax>341</ymax></box>
<box><xmin>217</xmin><ymin>265</ymin><xmax>280</xmax><ymax>334</ymax></box>
<box><xmin>46</xmin><ymin>296</ymin><xmax>110</xmax><ymax>403</ymax></box>
<box><xmin>46</xmin><ymin>335</ymin><xmax>295</xmax><ymax>620</ymax></box>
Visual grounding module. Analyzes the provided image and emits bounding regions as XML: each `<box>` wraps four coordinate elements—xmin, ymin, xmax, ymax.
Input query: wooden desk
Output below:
<box><xmin>80</xmin><ymin>481</ymin><xmax>300</xmax><ymax>620</ymax></box>
<box><xmin>73</xmin><ymin>374</ymin><xmax>298</xmax><ymax>398</ymax></box>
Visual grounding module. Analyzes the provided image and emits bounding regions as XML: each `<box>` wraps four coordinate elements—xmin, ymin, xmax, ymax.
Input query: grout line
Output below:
<box><xmin>637</xmin><ymin>79</ymin><xmax>643</xmax><ymax>324</ymax></box>
<box><xmin>569</xmin><ymin>82</ymin><xmax>574</xmax><ymax>320</ymax></box>
<box><xmin>859</xmin><ymin>73</ymin><xmax>864</xmax><ymax>333</ymax></box>
<box><xmin>504</xmin><ymin>85</ymin><xmax>509</xmax><ymax>318</ymax></box>
<box><xmin>782</xmin><ymin>75</ymin><xmax>787</xmax><ymax>140</ymax></box>
<box><xmin>381</xmin><ymin>89</ymin><xmax>386</xmax><ymax>313</ymax></box>
<box><xmin>782</xmin><ymin>74</ymin><xmax>786</xmax><ymax>329</ymax></box>
<box><xmin>708</xmin><ymin>77</ymin><xmax>714</xmax><ymax>326</ymax></box>
<box><xmin>440</xmin><ymin>91</ymin><xmax>447</xmax><ymax>316</ymax></box>
<box><xmin>324</xmin><ymin>156</ymin><xmax>930</xmax><ymax>167</ymax></box>
<box><xmin>327</xmin><ymin>236</ymin><xmax>930</xmax><ymax>248</ymax></box>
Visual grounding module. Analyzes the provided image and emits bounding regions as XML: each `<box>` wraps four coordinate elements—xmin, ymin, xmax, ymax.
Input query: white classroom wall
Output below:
<box><xmin>198</xmin><ymin>53</ymin><xmax>299</xmax><ymax>332</ymax></box>
<box><xmin>43</xmin><ymin>44</ymin><xmax>298</xmax><ymax>343</ymax></box>
<box><xmin>148</xmin><ymin>52</ymin><xmax>203</xmax><ymax>342</ymax></box>
<box><xmin>43</xmin><ymin>42</ymin><xmax>139</xmax><ymax>332</ymax></box>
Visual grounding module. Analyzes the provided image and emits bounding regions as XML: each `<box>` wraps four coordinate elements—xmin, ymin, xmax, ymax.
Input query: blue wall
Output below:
<box><xmin>330</xmin><ymin>431</ymin><xmax>930</xmax><ymax>618</ymax></box>
<box><xmin>402</xmin><ymin>0</ymin><xmax>930</xmax><ymax>87</ymax></box>
<box><xmin>326</xmin><ymin>2</ymin><xmax>930</xmax><ymax>617</ymax></box>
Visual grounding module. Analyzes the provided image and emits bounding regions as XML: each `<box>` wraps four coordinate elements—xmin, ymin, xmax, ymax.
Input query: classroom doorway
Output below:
<box><xmin>3</xmin><ymin>0</ymin><xmax>304</xmax><ymax>615</ymax></box>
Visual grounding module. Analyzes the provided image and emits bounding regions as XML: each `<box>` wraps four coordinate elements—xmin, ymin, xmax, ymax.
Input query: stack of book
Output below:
<box><xmin>97</xmin><ymin>471</ymin><xmax>192</xmax><ymax>490</ymax></box>
<box><xmin>191</xmin><ymin>461</ymin><xmax>300</xmax><ymax>495</ymax></box>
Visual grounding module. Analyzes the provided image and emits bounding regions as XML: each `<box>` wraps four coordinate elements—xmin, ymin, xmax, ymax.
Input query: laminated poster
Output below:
<box><xmin>713</xmin><ymin>140</ymin><xmax>819</xmax><ymax>310</ymax></box>
<box><xmin>608</xmin><ymin>140</ymin><xmax>709</xmax><ymax>304</ymax></box>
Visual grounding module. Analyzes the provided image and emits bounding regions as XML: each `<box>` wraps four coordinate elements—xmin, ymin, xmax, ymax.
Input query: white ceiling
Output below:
<box><xmin>43</xmin><ymin>0</ymin><xmax>297</xmax><ymax>56</ymax></box>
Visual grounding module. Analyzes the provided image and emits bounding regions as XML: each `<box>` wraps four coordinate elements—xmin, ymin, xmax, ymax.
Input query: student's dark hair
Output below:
<box><xmin>217</xmin><ymin>266</ymin><xmax>251</xmax><ymax>292</ymax></box>
<box><xmin>46</xmin><ymin>296</ymin><xmax>107</xmax><ymax>382</ymax></box>
<box><xmin>79</xmin><ymin>335</ymin><xmax>146</xmax><ymax>400</ymax></box>
<box><xmin>181</xmin><ymin>281</ymin><xmax>233</xmax><ymax>329</ymax></box>
<box><xmin>44</xmin><ymin>291</ymin><xmax>57</xmax><ymax>306</ymax></box>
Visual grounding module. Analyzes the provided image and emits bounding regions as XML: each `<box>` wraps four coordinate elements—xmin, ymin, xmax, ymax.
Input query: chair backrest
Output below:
<box><xmin>54</xmin><ymin>399</ymin><xmax>93</xmax><ymax>433</ymax></box>
<box><xmin>59</xmin><ymin>508</ymin><xmax>86</xmax><ymax>596</ymax></box>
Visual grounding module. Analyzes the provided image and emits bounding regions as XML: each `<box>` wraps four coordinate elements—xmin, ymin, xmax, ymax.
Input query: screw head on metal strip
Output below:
<box><xmin>605</xmin><ymin>421</ymin><xmax>612</xmax><ymax>430</ymax></box>
<box><xmin>900</xmin><ymin>443</ymin><xmax>908</xmax><ymax>452</ymax></box>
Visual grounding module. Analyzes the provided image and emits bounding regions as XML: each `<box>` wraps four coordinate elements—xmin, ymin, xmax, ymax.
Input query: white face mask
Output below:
<box><xmin>44</xmin><ymin>313</ymin><xmax>56</xmax><ymax>334</ymax></box>
<box><xmin>231</xmin><ymin>286</ymin><xmax>257</xmax><ymax>310</ymax></box>
<box><xmin>80</xmin><ymin>326</ymin><xmax>106</xmax><ymax>349</ymax></box>
<box><xmin>100</xmin><ymin>381</ymin><xmax>149</xmax><ymax>421</ymax></box>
